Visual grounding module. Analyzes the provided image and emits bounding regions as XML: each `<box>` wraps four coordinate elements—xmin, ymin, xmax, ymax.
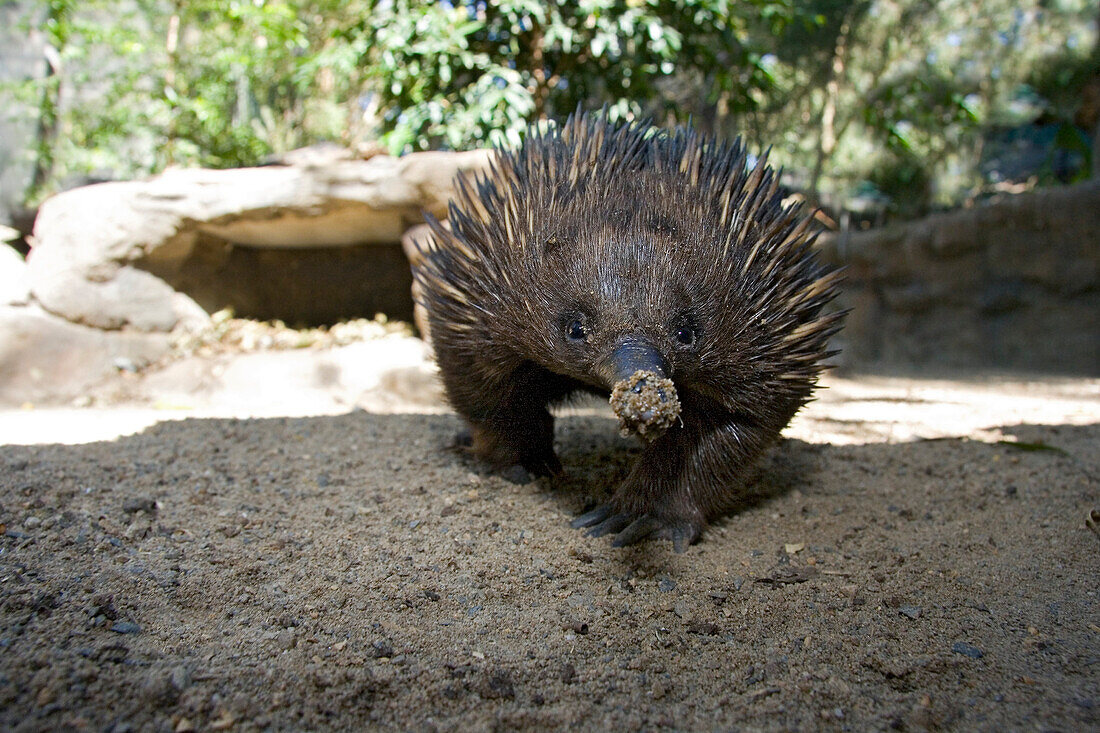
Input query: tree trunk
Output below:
<box><xmin>529</xmin><ymin>22</ymin><xmax>548</xmax><ymax>120</ymax></box>
<box><xmin>25</xmin><ymin>8</ymin><xmax>65</xmax><ymax>202</ymax></box>
<box><xmin>164</xmin><ymin>6</ymin><xmax>181</xmax><ymax>165</ymax></box>
<box><xmin>1093</xmin><ymin>5</ymin><xmax>1100</xmax><ymax>180</ymax></box>
<box><xmin>808</xmin><ymin>10</ymin><xmax>854</xmax><ymax>208</ymax></box>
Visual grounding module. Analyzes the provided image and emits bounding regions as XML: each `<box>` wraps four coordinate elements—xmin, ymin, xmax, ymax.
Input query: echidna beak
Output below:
<box><xmin>601</xmin><ymin>338</ymin><xmax>669</xmax><ymax>387</ymax></box>
<box><xmin>603</xmin><ymin>338</ymin><xmax>682</xmax><ymax>441</ymax></box>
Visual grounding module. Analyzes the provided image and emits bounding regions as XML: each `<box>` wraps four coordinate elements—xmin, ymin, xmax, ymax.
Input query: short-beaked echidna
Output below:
<box><xmin>413</xmin><ymin>112</ymin><xmax>844</xmax><ymax>551</ymax></box>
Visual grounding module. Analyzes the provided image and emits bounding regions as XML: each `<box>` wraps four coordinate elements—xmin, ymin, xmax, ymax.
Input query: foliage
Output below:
<box><xmin>324</xmin><ymin>0</ymin><xmax>800</xmax><ymax>153</ymax></box>
<box><xmin>730</xmin><ymin>0</ymin><xmax>1098</xmax><ymax>213</ymax></box>
<box><xmin>10</xmin><ymin>0</ymin><xmax>359</xmax><ymax>202</ymax></box>
<box><xmin>5</xmin><ymin>0</ymin><xmax>1099</xmax><ymax>218</ymax></box>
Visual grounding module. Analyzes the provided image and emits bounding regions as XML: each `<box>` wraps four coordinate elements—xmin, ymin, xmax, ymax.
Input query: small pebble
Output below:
<box><xmin>123</xmin><ymin>497</ymin><xmax>156</xmax><ymax>515</ymax></box>
<box><xmin>275</xmin><ymin>629</ymin><xmax>296</xmax><ymax>650</ymax></box>
<box><xmin>952</xmin><ymin>641</ymin><xmax>984</xmax><ymax>659</ymax></box>
<box><xmin>170</xmin><ymin>665</ymin><xmax>191</xmax><ymax>691</ymax></box>
<box><xmin>110</xmin><ymin>621</ymin><xmax>141</xmax><ymax>635</ymax></box>
<box><xmin>687</xmin><ymin>621</ymin><xmax>720</xmax><ymax>636</ymax></box>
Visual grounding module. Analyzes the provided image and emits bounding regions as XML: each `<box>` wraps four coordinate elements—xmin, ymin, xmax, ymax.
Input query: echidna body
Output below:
<box><xmin>413</xmin><ymin>113</ymin><xmax>844</xmax><ymax>550</ymax></box>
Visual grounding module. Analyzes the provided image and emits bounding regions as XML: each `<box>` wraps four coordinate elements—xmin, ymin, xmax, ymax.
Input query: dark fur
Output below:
<box><xmin>412</xmin><ymin>112</ymin><xmax>844</xmax><ymax>550</ymax></box>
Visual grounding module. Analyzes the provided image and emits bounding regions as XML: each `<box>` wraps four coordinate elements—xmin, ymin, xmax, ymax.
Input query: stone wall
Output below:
<box><xmin>818</xmin><ymin>179</ymin><xmax>1099</xmax><ymax>375</ymax></box>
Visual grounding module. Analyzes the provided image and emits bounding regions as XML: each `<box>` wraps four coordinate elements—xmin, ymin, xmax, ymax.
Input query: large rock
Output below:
<box><xmin>0</xmin><ymin>243</ymin><xmax>28</xmax><ymax>306</ymax></box>
<box><xmin>0</xmin><ymin>304</ymin><xmax>170</xmax><ymax>406</ymax></box>
<box><xmin>401</xmin><ymin>222</ymin><xmax>435</xmax><ymax>340</ymax></box>
<box><xmin>28</xmin><ymin>148</ymin><xmax>492</xmax><ymax>331</ymax></box>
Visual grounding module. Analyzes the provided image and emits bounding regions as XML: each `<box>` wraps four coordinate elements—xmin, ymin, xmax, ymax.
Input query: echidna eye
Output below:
<box><xmin>674</xmin><ymin>324</ymin><xmax>696</xmax><ymax>347</ymax></box>
<box><xmin>566</xmin><ymin>319</ymin><xmax>588</xmax><ymax>342</ymax></box>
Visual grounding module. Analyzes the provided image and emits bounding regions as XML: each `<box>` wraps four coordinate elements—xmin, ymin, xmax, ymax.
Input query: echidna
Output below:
<box><xmin>413</xmin><ymin>111</ymin><xmax>844</xmax><ymax>551</ymax></box>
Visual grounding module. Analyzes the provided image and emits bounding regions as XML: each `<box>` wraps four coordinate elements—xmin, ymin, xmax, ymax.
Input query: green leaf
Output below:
<box><xmin>997</xmin><ymin>440</ymin><xmax>1069</xmax><ymax>456</ymax></box>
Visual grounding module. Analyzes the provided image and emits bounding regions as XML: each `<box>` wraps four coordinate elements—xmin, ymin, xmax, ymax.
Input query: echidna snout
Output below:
<box><xmin>599</xmin><ymin>337</ymin><xmax>681</xmax><ymax>441</ymax></box>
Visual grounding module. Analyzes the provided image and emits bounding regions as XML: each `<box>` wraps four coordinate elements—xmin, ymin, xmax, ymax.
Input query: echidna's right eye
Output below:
<box><xmin>565</xmin><ymin>318</ymin><xmax>588</xmax><ymax>342</ymax></box>
<box><xmin>674</xmin><ymin>324</ymin><xmax>696</xmax><ymax>347</ymax></box>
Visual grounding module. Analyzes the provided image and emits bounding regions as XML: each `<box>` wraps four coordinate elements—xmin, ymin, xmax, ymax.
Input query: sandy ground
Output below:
<box><xmin>1</xmin><ymin>339</ymin><xmax>1098</xmax><ymax>731</ymax></box>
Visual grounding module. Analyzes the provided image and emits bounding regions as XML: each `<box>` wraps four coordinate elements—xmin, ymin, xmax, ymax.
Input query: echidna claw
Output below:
<box><xmin>571</xmin><ymin>505</ymin><xmax>699</xmax><ymax>552</ymax></box>
<box><xmin>611</xmin><ymin>516</ymin><xmax>661</xmax><ymax>547</ymax></box>
<box><xmin>585</xmin><ymin>513</ymin><xmax>632</xmax><ymax>538</ymax></box>
<box><xmin>570</xmin><ymin>504</ymin><xmax>612</xmax><ymax>529</ymax></box>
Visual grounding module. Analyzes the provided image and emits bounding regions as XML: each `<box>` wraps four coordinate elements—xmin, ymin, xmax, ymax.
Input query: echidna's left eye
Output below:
<box><xmin>674</xmin><ymin>324</ymin><xmax>696</xmax><ymax>347</ymax></box>
<box><xmin>566</xmin><ymin>318</ymin><xmax>588</xmax><ymax>342</ymax></box>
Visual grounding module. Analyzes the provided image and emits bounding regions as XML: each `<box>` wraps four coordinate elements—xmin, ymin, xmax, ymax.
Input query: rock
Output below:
<box><xmin>140</xmin><ymin>667</ymin><xmax>180</xmax><ymax>706</ymax></box>
<box><xmin>275</xmin><ymin>629</ymin><xmax>296</xmax><ymax>650</ymax></box>
<box><xmin>131</xmin><ymin>334</ymin><xmax>438</xmax><ymax>416</ymax></box>
<box><xmin>951</xmin><ymin>641</ymin><xmax>984</xmax><ymax>659</ymax></box>
<box><xmin>6</xmin><ymin>148</ymin><xmax>489</xmax><ymax>405</ymax></box>
<box><xmin>30</xmin><ymin>261</ymin><xmax>207</xmax><ymax>332</ymax></box>
<box><xmin>265</xmin><ymin>141</ymin><xmax>358</xmax><ymax>167</ymax></box>
<box><xmin>0</xmin><ymin>304</ymin><xmax>170</xmax><ymax>406</ymax></box>
<box><xmin>402</xmin><ymin>223</ymin><xmax>435</xmax><ymax>340</ymax></box>
<box><xmin>477</xmin><ymin>669</ymin><xmax>515</xmax><ymax>700</ymax></box>
<box><xmin>28</xmin><ymin>148</ymin><xmax>492</xmax><ymax>332</ymax></box>
<box><xmin>817</xmin><ymin>179</ymin><xmax>1100</xmax><ymax>374</ymax></box>
<box><xmin>122</xmin><ymin>497</ymin><xmax>157</xmax><ymax>515</ymax></box>
<box><xmin>686</xmin><ymin>620</ymin><xmax>720</xmax><ymax>636</ymax></box>
<box><xmin>0</xmin><ymin>244</ymin><xmax>28</xmax><ymax>306</ymax></box>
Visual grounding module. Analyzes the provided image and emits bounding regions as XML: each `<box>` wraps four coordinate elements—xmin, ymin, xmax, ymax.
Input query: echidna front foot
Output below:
<box><xmin>571</xmin><ymin>503</ymin><xmax>702</xmax><ymax>553</ymax></box>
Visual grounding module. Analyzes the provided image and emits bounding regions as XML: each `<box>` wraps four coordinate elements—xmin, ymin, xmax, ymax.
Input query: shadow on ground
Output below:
<box><xmin>1</xmin><ymin>413</ymin><xmax>1097</xmax><ymax>731</ymax></box>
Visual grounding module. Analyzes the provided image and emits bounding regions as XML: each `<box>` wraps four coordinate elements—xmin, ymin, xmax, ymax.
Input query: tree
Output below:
<box><xmin>336</xmin><ymin>0</ymin><xmax>799</xmax><ymax>153</ymax></box>
<box><xmin>6</xmin><ymin>0</ymin><xmax>1097</xmax><ymax>218</ymax></box>
<box><xmin>9</xmin><ymin>0</ymin><xmax>360</xmax><ymax>203</ymax></box>
<box><xmin>731</xmin><ymin>0</ymin><xmax>1098</xmax><ymax>216</ymax></box>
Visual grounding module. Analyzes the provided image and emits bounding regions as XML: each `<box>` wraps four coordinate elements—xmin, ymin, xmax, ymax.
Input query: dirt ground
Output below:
<box><xmin>1</xmin><ymin>342</ymin><xmax>1098</xmax><ymax>731</ymax></box>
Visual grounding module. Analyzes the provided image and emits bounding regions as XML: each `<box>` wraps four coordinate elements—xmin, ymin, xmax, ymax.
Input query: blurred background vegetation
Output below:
<box><xmin>4</xmin><ymin>0</ymin><xmax>1099</xmax><ymax>224</ymax></box>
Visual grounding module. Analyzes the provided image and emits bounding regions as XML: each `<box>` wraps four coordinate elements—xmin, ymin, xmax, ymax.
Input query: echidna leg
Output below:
<box><xmin>454</xmin><ymin>364</ymin><xmax>567</xmax><ymax>478</ymax></box>
<box><xmin>575</xmin><ymin>406</ymin><xmax>771</xmax><ymax>551</ymax></box>
<box><xmin>467</xmin><ymin>406</ymin><xmax>560</xmax><ymax>478</ymax></box>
